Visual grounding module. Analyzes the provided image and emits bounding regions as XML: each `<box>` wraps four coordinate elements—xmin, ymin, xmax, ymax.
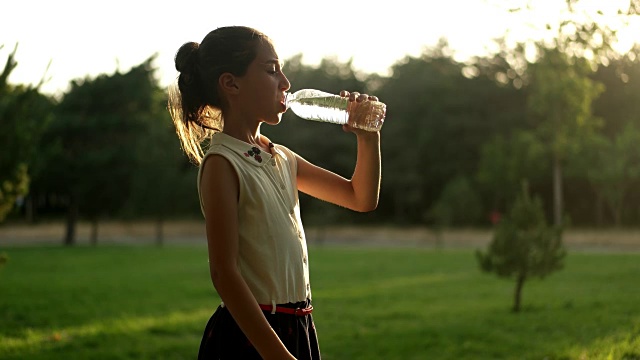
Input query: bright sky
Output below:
<box><xmin>2</xmin><ymin>0</ymin><xmax>638</xmax><ymax>97</ymax></box>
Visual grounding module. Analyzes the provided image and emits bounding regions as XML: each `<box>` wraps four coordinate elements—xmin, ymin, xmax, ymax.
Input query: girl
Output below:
<box><xmin>168</xmin><ymin>26</ymin><xmax>382</xmax><ymax>360</ymax></box>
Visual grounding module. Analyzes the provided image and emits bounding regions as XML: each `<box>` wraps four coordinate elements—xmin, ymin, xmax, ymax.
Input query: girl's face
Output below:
<box><xmin>236</xmin><ymin>41</ymin><xmax>291</xmax><ymax>125</ymax></box>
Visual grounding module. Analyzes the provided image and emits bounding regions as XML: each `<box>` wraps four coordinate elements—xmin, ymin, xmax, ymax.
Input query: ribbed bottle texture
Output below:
<box><xmin>285</xmin><ymin>89</ymin><xmax>386</xmax><ymax>132</ymax></box>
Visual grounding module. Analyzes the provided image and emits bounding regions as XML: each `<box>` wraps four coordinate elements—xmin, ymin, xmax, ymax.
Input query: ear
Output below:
<box><xmin>219</xmin><ymin>73</ymin><xmax>240</xmax><ymax>95</ymax></box>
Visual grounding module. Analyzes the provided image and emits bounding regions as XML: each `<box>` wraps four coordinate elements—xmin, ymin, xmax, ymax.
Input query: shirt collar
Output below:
<box><xmin>211</xmin><ymin>132</ymin><xmax>283</xmax><ymax>167</ymax></box>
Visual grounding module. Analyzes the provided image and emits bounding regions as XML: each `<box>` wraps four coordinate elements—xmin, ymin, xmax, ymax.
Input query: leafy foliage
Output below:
<box><xmin>122</xmin><ymin>86</ymin><xmax>202</xmax><ymax>243</ymax></box>
<box><xmin>577</xmin><ymin>123</ymin><xmax>640</xmax><ymax>226</ymax></box>
<box><xmin>0</xmin><ymin>44</ymin><xmax>54</xmax><ymax>222</ymax></box>
<box><xmin>375</xmin><ymin>40</ymin><xmax>529</xmax><ymax>225</ymax></box>
<box><xmin>475</xmin><ymin>131</ymin><xmax>547</xmax><ymax>213</ymax></box>
<box><xmin>428</xmin><ymin>176</ymin><xmax>482</xmax><ymax>228</ymax></box>
<box><xmin>527</xmin><ymin>48</ymin><xmax>605</xmax><ymax>162</ymax></box>
<box><xmin>6</xmin><ymin>0</ymin><xmax>640</xmax><ymax>229</ymax></box>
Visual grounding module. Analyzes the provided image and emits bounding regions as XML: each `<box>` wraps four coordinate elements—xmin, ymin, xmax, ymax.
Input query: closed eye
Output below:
<box><xmin>267</xmin><ymin>65</ymin><xmax>280</xmax><ymax>75</ymax></box>
<box><xmin>264</xmin><ymin>61</ymin><xmax>284</xmax><ymax>75</ymax></box>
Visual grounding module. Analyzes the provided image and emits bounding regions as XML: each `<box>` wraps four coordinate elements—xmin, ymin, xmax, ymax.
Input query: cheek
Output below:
<box><xmin>250</xmin><ymin>77</ymin><xmax>275</xmax><ymax>94</ymax></box>
<box><xmin>254</xmin><ymin>79</ymin><xmax>278</xmax><ymax>99</ymax></box>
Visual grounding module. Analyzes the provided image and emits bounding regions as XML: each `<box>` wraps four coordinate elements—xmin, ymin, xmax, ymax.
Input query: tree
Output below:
<box><xmin>476</xmin><ymin>182</ymin><xmax>566</xmax><ymax>312</ymax></box>
<box><xmin>375</xmin><ymin>39</ymin><xmax>528</xmax><ymax>225</ymax></box>
<box><xmin>490</xmin><ymin>0</ymin><xmax>639</xmax><ymax>226</ymax></box>
<box><xmin>428</xmin><ymin>175</ymin><xmax>483</xmax><ymax>228</ymax></box>
<box><xmin>123</xmin><ymin>86</ymin><xmax>200</xmax><ymax>246</ymax></box>
<box><xmin>0</xmin><ymin>44</ymin><xmax>54</xmax><ymax>222</ymax></box>
<box><xmin>579</xmin><ymin>123</ymin><xmax>640</xmax><ymax>226</ymax></box>
<box><xmin>427</xmin><ymin>176</ymin><xmax>483</xmax><ymax>247</ymax></box>
<box><xmin>527</xmin><ymin>47</ymin><xmax>604</xmax><ymax>226</ymax></box>
<box><xmin>33</xmin><ymin>55</ymin><xmax>159</xmax><ymax>245</ymax></box>
<box><xmin>587</xmin><ymin>50</ymin><xmax>640</xmax><ymax>226</ymax></box>
<box><xmin>591</xmin><ymin>47</ymin><xmax>640</xmax><ymax>138</ymax></box>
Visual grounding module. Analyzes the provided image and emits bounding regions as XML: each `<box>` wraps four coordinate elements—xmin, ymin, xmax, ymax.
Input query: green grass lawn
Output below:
<box><xmin>0</xmin><ymin>244</ymin><xmax>639</xmax><ymax>359</ymax></box>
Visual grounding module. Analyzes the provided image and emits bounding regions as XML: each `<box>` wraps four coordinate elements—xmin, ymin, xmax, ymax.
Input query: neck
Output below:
<box><xmin>223</xmin><ymin>121</ymin><xmax>272</xmax><ymax>152</ymax></box>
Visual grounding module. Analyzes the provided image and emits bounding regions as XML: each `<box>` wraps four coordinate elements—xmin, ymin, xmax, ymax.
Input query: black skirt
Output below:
<box><xmin>197</xmin><ymin>299</ymin><xmax>321</xmax><ymax>359</ymax></box>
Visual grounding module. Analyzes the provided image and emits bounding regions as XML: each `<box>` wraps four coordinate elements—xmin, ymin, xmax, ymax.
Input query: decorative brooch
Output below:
<box><xmin>244</xmin><ymin>147</ymin><xmax>263</xmax><ymax>163</ymax></box>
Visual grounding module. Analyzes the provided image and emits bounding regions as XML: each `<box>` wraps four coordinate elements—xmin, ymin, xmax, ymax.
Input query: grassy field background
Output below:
<box><xmin>1</xmin><ymin>222</ymin><xmax>639</xmax><ymax>359</ymax></box>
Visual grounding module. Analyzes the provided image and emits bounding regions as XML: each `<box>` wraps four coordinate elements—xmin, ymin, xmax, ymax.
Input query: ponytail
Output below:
<box><xmin>168</xmin><ymin>41</ymin><xmax>222</xmax><ymax>165</ymax></box>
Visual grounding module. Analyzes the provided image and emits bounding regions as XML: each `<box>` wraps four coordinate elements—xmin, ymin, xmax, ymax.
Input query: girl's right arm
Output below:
<box><xmin>199</xmin><ymin>155</ymin><xmax>296</xmax><ymax>360</ymax></box>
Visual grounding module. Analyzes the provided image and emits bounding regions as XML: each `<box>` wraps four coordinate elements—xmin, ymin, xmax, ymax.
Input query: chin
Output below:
<box><xmin>263</xmin><ymin>114</ymin><xmax>282</xmax><ymax>126</ymax></box>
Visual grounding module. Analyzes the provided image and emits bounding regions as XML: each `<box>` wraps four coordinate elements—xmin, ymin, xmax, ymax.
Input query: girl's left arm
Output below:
<box><xmin>296</xmin><ymin>92</ymin><xmax>381</xmax><ymax>212</ymax></box>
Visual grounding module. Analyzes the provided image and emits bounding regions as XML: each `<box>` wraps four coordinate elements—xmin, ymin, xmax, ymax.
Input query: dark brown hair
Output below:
<box><xmin>168</xmin><ymin>26</ymin><xmax>271</xmax><ymax>164</ymax></box>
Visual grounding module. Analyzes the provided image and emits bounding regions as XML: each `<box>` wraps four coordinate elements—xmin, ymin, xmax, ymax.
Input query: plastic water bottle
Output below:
<box><xmin>285</xmin><ymin>89</ymin><xmax>386</xmax><ymax>132</ymax></box>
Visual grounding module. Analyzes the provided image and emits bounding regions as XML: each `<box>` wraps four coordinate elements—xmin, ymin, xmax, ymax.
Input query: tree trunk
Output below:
<box><xmin>25</xmin><ymin>194</ymin><xmax>35</xmax><ymax>223</ymax></box>
<box><xmin>595</xmin><ymin>189</ymin><xmax>625</xmax><ymax>228</ymax></box>
<box><xmin>513</xmin><ymin>273</ymin><xmax>526</xmax><ymax>313</ymax></box>
<box><xmin>394</xmin><ymin>189</ymin><xmax>405</xmax><ymax>224</ymax></box>
<box><xmin>155</xmin><ymin>217</ymin><xmax>164</xmax><ymax>247</ymax></box>
<box><xmin>595</xmin><ymin>191</ymin><xmax>604</xmax><ymax>228</ymax></box>
<box><xmin>90</xmin><ymin>219</ymin><xmax>98</xmax><ymax>246</ymax></box>
<box><xmin>552</xmin><ymin>154</ymin><xmax>563</xmax><ymax>227</ymax></box>
<box><xmin>64</xmin><ymin>195</ymin><xmax>78</xmax><ymax>246</ymax></box>
<box><xmin>613</xmin><ymin>202</ymin><xmax>623</xmax><ymax>228</ymax></box>
<box><xmin>602</xmin><ymin>196</ymin><xmax>623</xmax><ymax>228</ymax></box>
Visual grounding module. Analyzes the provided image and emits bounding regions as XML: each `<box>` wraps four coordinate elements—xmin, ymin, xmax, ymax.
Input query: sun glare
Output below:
<box><xmin>2</xmin><ymin>0</ymin><xmax>639</xmax><ymax>96</ymax></box>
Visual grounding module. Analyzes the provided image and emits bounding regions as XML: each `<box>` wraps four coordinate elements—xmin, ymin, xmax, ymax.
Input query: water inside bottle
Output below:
<box><xmin>287</xmin><ymin>95</ymin><xmax>349</xmax><ymax>125</ymax></box>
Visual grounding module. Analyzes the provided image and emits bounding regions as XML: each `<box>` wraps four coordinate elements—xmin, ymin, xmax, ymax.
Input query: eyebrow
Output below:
<box><xmin>261</xmin><ymin>59</ymin><xmax>284</xmax><ymax>67</ymax></box>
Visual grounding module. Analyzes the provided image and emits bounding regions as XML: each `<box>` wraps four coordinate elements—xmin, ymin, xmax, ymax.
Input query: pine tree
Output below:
<box><xmin>476</xmin><ymin>181</ymin><xmax>566</xmax><ymax>312</ymax></box>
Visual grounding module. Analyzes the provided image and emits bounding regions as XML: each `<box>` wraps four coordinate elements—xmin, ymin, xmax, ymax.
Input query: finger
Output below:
<box><xmin>368</xmin><ymin>95</ymin><xmax>378</xmax><ymax>101</ymax></box>
<box><xmin>340</xmin><ymin>90</ymin><xmax>350</xmax><ymax>97</ymax></box>
<box><xmin>357</xmin><ymin>93</ymin><xmax>368</xmax><ymax>102</ymax></box>
<box><xmin>349</xmin><ymin>92</ymin><xmax>360</xmax><ymax>101</ymax></box>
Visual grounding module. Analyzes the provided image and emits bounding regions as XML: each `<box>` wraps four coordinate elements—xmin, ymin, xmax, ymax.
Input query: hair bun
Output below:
<box><xmin>175</xmin><ymin>41</ymin><xmax>200</xmax><ymax>73</ymax></box>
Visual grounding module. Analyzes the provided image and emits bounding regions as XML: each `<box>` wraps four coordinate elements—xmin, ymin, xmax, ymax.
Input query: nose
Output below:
<box><xmin>280</xmin><ymin>72</ymin><xmax>291</xmax><ymax>92</ymax></box>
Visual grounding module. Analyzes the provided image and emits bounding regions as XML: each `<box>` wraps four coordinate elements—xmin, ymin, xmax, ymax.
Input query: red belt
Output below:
<box><xmin>259</xmin><ymin>304</ymin><xmax>313</xmax><ymax>316</ymax></box>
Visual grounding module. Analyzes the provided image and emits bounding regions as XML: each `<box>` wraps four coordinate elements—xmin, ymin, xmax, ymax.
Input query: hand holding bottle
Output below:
<box><xmin>341</xmin><ymin>90</ymin><xmax>383</xmax><ymax>134</ymax></box>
